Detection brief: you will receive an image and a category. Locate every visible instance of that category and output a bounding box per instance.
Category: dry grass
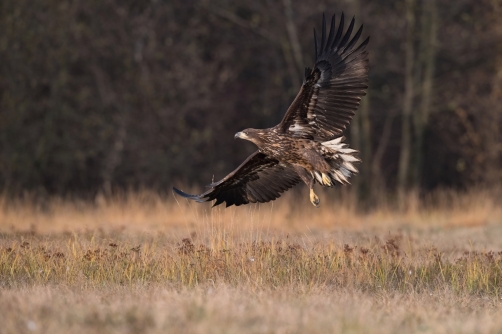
[2,285,502,334]
[1,189,502,333]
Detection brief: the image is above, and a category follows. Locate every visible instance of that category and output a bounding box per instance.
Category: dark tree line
[0,0,500,201]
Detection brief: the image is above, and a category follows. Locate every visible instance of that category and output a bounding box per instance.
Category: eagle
[174,13,369,207]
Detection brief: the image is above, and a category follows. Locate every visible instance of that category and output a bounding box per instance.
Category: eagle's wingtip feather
[172,187,204,202]
[172,186,189,197]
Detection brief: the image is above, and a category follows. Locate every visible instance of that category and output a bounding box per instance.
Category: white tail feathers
[342,155,360,162]
[314,171,323,184]
[343,161,358,173]
[332,170,349,183]
[315,136,360,186]
[321,136,345,149]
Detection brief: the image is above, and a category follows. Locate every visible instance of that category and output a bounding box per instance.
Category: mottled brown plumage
[174,13,369,207]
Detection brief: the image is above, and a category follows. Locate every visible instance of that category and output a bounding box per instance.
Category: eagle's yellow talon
[321,173,331,186]
[310,189,320,207]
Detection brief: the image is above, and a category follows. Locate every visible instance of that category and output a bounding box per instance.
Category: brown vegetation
[1,191,502,332]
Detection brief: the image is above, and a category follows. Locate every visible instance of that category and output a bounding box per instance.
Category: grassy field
[1,189,502,333]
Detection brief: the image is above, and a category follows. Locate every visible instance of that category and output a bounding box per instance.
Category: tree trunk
[352,95,372,204]
[412,0,437,189]
[371,109,396,197]
[488,0,502,183]
[348,0,372,205]
[282,0,304,75]
[350,103,362,201]
[102,111,128,196]
[397,0,416,204]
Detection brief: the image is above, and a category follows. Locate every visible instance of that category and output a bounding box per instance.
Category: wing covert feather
[173,152,300,207]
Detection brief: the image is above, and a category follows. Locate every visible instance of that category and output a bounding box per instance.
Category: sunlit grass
[1,189,502,333]
[1,229,501,296]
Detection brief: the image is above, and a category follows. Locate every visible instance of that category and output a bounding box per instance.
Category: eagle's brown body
[244,129,332,173]
[174,13,369,207]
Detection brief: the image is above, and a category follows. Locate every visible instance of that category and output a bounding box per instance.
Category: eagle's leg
[310,189,320,207]
[293,165,320,208]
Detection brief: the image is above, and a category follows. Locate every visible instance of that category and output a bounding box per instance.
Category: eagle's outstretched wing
[173,151,300,207]
[276,13,369,140]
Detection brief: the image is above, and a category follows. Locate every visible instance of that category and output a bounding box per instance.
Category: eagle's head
[234,128,266,147]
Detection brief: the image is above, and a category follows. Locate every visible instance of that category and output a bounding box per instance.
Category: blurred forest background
[0,0,501,204]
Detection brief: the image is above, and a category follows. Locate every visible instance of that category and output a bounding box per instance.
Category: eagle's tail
[315,136,360,186]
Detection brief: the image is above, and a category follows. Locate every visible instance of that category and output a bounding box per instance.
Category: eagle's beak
[234,132,247,139]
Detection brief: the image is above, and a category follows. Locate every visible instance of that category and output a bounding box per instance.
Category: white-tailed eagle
[174,13,369,207]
